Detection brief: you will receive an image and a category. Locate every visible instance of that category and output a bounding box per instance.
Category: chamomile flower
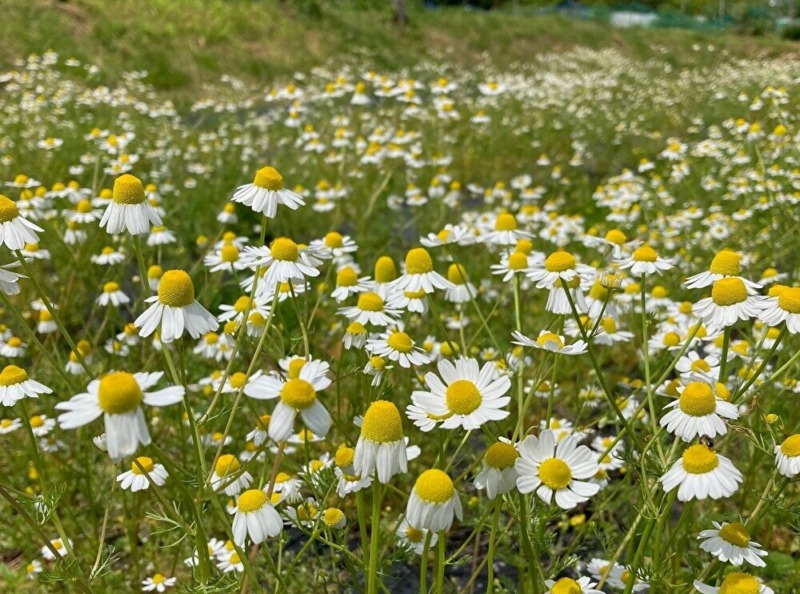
[339,291,400,327]
[693,278,760,328]
[659,381,739,441]
[698,521,768,567]
[232,166,304,218]
[96,281,130,307]
[334,445,372,496]
[29,414,55,437]
[474,440,519,499]
[444,263,477,304]
[411,358,511,430]
[584,228,640,259]
[527,250,594,289]
[0,194,43,250]
[396,519,438,554]
[757,286,800,334]
[1,336,27,358]
[0,263,23,295]
[56,371,184,461]
[512,330,588,356]
[406,468,462,533]
[544,576,604,594]
[685,249,761,291]
[141,573,176,592]
[353,400,407,483]
[0,365,52,406]
[231,488,283,546]
[660,443,742,501]
[614,245,674,276]
[211,454,253,495]
[41,538,72,560]
[693,572,773,594]
[516,430,600,509]
[390,247,454,294]
[366,329,431,368]
[343,322,367,349]
[100,174,162,235]
[117,456,168,492]
[491,249,533,281]
[134,270,218,342]
[245,237,320,287]
[774,433,800,477]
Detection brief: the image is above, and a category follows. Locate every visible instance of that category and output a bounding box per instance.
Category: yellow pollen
[544,251,576,273]
[484,442,519,469]
[0,365,28,386]
[336,267,358,287]
[718,573,760,594]
[103,281,120,293]
[405,248,434,275]
[112,174,146,205]
[131,456,154,475]
[0,195,20,223]
[280,378,316,409]
[287,358,306,380]
[229,373,247,389]
[495,213,517,231]
[605,229,627,245]
[712,278,748,306]
[439,341,458,357]
[237,489,267,513]
[446,380,482,415]
[323,508,345,527]
[652,286,668,299]
[661,332,680,347]
[374,256,397,283]
[709,250,741,276]
[447,263,468,285]
[361,400,404,443]
[692,358,713,372]
[780,434,800,457]
[270,237,298,262]
[551,577,582,594]
[253,166,283,191]
[539,458,572,490]
[719,522,751,548]
[369,356,386,371]
[357,292,384,312]
[778,287,800,313]
[324,231,343,248]
[387,332,414,353]
[97,372,143,414]
[30,415,44,428]
[234,296,251,313]
[682,444,719,474]
[347,322,366,335]
[215,454,240,476]
[7,337,22,348]
[76,199,92,214]
[679,382,716,416]
[229,552,241,565]
[437,229,451,242]
[516,239,533,254]
[335,445,355,467]
[632,245,658,262]
[148,265,163,279]
[157,270,195,307]
[220,244,240,263]
[414,469,455,503]
[536,332,564,349]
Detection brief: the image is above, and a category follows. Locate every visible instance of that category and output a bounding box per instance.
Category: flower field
[0,41,799,593]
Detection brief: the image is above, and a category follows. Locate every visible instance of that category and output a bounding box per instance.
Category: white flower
[693,278,761,328]
[211,454,253,495]
[775,434,800,478]
[117,456,168,492]
[757,286,800,334]
[698,521,767,567]
[527,250,595,289]
[141,573,177,592]
[0,194,43,250]
[100,175,162,235]
[353,400,407,483]
[366,329,430,368]
[406,469,462,533]
[396,518,438,554]
[338,291,400,327]
[659,381,739,442]
[0,365,52,406]
[96,281,130,307]
[473,440,519,499]
[614,245,673,276]
[232,488,283,546]
[232,166,304,218]
[544,576,604,594]
[243,237,320,288]
[660,443,742,501]
[389,247,454,294]
[512,330,587,356]
[694,572,773,594]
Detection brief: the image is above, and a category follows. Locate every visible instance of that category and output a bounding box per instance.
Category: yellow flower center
[112,174,145,205]
[682,444,719,474]
[335,445,355,467]
[632,245,657,262]
[605,229,627,245]
[538,458,572,490]
[336,267,358,287]
[280,378,316,409]
[544,251,576,273]
[719,522,751,547]
[663,332,681,347]
[709,250,741,276]
[229,553,241,565]
[158,270,195,307]
[718,573,760,594]
[495,213,517,231]
[405,248,434,275]
[778,287,800,314]
[98,372,143,414]
[75,199,93,214]
[361,400,404,443]
[484,442,519,470]
[270,237,298,262]
[445,380,482,415]
[652,285,668,299]
[7,337,22,348]
[387,332,414,353]
[131,456,154,475]
[229,372,247,389]
[253,166,283,191]
[374,256,397,283]
[151,574,165,584]
[233,296,251,313]
[357,292,384,312]
[30,415,44,428]
[507,251,528,270]
[551,577,582,594]
[414,469,455,503]
[324,231,343,248]
[691,359,711,373]
[215,454,240,476]
[406,526,425,543]
[237,489,267,513]
[347,322,366,335]
[0,365,28,386]
[148,265,163,280]
[447,263,468,285]
[780,434,800,457]
[103,281,120,294]
[323,508,344,527]
[286,358,305,380]
[536,333,564,349]
[679,382,716,416]
[601,317,617,334]
[0,195,20,223]
[221,244,240,263]
[711,278,748,306]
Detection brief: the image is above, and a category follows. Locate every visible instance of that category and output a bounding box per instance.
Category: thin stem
[486,498,502,594]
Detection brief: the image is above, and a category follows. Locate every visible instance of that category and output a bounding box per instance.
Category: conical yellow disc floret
[336,267,358,287]
[374,256,397,283]
[445,380,482,414]
[131,456,154,475]
[98,371,143,414]
[551,578,582,594]
[709,250,741,276]
[361,400,404,443]
[280,378,316,409]
[324,231,343,248]
[778,287,800,313]
[253,166,283,191]
[711,278,748,306]
[221,244,240,262]
[632,245,657,262]
[335,445,355,467]
[357,292,384,312]
[158,270,195,307]
[484,442,519,470]
[718,573,759,594]
[414,469,454,503]
[494,213,517,231]
[539,458,572,489]
[719,522,751,547]
[215,454,240,476]
[605,229,627,245]
[0,365,28,386]
[323,508,345,528]
[682,444,719,474]
[103,281,120,293]
[447,263,468,285]
[387,331,413,353]
[0,195,20,223]
[679,382,716,416]
[237,489,268,513]
[545,251,576,272]
[287,358,306,380]
[405,248,433,275]
[270,237,298,262]
[112,174,146,205]
[780,434,800,457]
[508,251,529,270]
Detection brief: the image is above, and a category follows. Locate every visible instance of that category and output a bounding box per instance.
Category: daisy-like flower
[491,249,533,281]
[117,456,168,492]
[659,381,739,442]
[482,212,529,246]
[322,507,347,530]
[339,291,400,327]
[544,576,604,594]
[366,329,431,368]
[334,445,373,496]
[217,551,244,574]
[100,174,162,235]
[698,521,768,567]
[232,166,304,218]
[527,250,594,289]
[0,365,52,406]
[1,336,27,358]
[757,285,800,334]
[55,371,184,461]
[243,359,332,443]
[232,488,283,546]
[685,249,761,291]
[343,322,367,349]
[396,518,438,555]
[25,559,42,580]
[474,440,519,499]
[512,330,587,356]
[694,572,773,594]
[614,245,674,276]
[775,433,800,477]
[0,263,24,295]
[584,228,640,259]
[41,538,72,560]
[411,358,511,430]
[406,468,462,533]
[135,270,218,343]
[444,263,477,304]
[96,281,130,307]
[353,400,407,483]
[0,417,21,434]
[29,414,55,437]
[330,266,370,302]
[660,443,742,501]
[141,573,177,592]
[211,454,253,495]
[693,278,761,328]
[390,247,454,294]
[0,194,43,250]
[245,237,320,287]
[204,242,248,273]
[515,430,600,509]
[91,246,126,266]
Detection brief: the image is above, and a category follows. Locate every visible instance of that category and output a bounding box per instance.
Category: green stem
[486,498,502,594]
[435,531,446,594]
[367,483,384,594]
[420,531,432,594]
